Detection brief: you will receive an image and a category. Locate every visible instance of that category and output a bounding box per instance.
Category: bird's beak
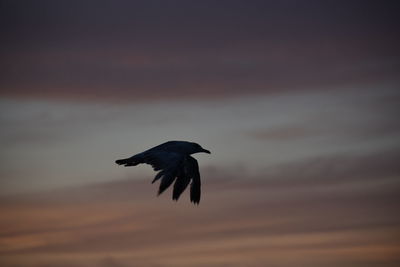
[201,148,211,154]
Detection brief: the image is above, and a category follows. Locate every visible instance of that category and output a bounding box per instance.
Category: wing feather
[184,157,201,204]
[116,147,202,204]
[142,152,182,171]
[172,169,191,201]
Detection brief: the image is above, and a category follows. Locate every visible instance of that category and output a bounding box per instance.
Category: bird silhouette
[115,141,211,204]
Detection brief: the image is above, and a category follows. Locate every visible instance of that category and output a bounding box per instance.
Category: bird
[115,141,211,204]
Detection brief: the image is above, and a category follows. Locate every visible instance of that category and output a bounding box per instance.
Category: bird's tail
[115,155,143,167]
[115,158,130,165]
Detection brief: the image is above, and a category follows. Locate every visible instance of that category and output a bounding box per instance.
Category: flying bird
[115,141,211,204]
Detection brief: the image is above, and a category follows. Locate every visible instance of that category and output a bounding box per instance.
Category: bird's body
[115,141,210,204]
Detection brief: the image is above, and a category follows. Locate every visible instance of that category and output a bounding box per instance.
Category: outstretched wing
[173,156,201,204]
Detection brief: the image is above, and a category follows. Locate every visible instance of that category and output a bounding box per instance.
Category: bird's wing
[172,156,201,204]
[141,151,183,172]
[188,156,201,204]
[139,151,184,196]
[115,145,183,169]
[116,149,201,204]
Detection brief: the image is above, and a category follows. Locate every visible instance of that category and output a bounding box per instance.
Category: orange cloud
[1,152,399,266]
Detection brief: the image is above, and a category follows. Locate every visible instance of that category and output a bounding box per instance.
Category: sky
[1,1,400,266]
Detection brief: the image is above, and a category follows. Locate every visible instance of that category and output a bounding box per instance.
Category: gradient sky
[1,1,400,266]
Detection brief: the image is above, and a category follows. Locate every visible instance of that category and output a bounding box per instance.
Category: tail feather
[115,155,143,167]
[115,158,129,165]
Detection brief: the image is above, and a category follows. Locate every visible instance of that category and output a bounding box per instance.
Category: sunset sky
[1,1,400,266]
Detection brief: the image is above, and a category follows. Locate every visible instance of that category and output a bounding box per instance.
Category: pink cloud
[1,150,399,266]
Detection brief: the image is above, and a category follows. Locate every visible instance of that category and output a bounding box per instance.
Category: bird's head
[189,142,211,155]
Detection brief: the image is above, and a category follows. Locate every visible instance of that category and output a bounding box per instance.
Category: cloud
[246,90,400,143]
[247,125,316,141]
[1,1,399,102]
[1,149,399,266]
